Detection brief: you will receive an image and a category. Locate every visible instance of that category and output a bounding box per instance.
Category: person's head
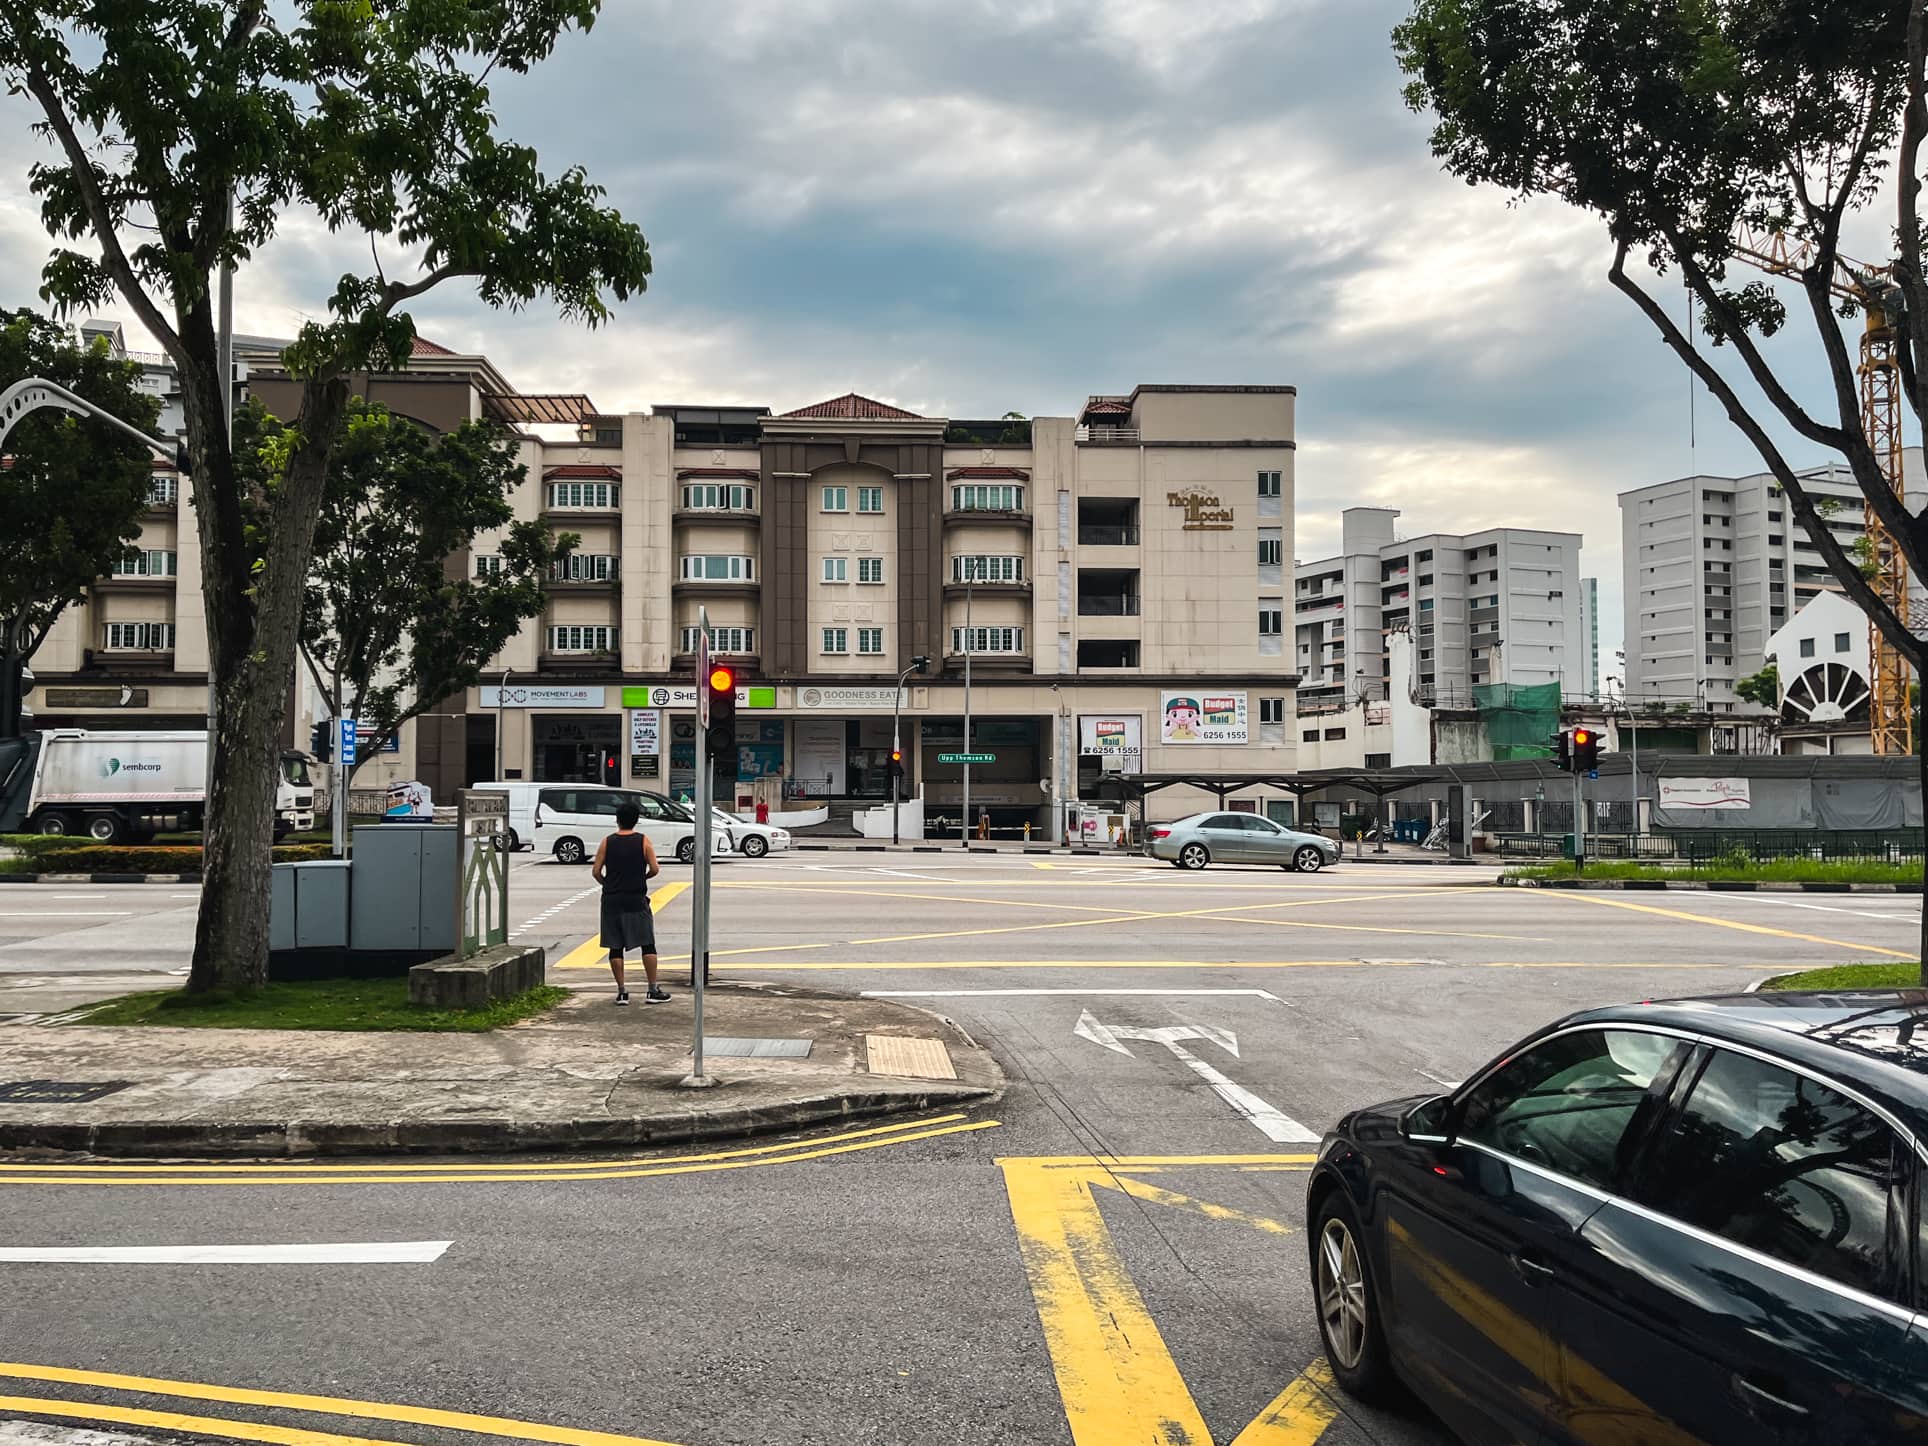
[615,802,640,831]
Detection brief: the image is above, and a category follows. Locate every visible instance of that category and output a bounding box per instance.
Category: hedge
[6,842,331,874]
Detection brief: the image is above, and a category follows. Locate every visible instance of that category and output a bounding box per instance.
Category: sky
[0,0,1884,676]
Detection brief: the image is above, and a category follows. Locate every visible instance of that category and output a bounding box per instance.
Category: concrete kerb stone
[0,873,201,884]
[1501,878,1922,894]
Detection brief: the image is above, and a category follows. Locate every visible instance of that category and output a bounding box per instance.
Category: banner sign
[481,685,606,709]
[795,685,901,711]
[1159,690,1248,746]
[1658,777,1752,811]
[629,709,661,758]
[1079,716,1143,772]
[620,684,776,709]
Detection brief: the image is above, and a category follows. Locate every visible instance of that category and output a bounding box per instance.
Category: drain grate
[699,1037,813,1059]
[865,1035,957,1081]
[0,1079,131,1103]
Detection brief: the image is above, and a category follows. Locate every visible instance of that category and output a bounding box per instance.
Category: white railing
[1075,426,1141,443]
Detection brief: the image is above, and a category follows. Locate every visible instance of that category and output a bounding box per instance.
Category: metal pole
[1573,769,1587,876]
[1626,693,1641,838]
[962,560,973,850]
[688,607,712,1084]
[496,669,509,782]
[892,671,904,848]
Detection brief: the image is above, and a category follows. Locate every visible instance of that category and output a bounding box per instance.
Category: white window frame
[146,476,178,506]
[821,486,849,512]
[1257,470,1282,498]
[474,554,502,578]
[551,554,617,582]
[951,483,1023,512]
[112,549,177,578]
[103,621,176,651]
[1257,538,1283,567]
[951,626,1025,654]
[680,482,754,512]
[1260,697,1285,724]
[857,485,884,513]
[547,625,616,653]
[679,555,757,582]
[857,557,885,584]
[821,627,849,654]
[857,627,885,655]
[1258,607,1283,636]
[546,480,618,510]
[952,554,1024,583]
[822,556,848,583]
[681,626,755,654]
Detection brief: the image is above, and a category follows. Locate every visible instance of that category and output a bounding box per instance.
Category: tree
[1736,664,1781,712]
[1394,0,1928,974]
[1,3,650,994]
[263,398,575,791]
[0,310,162,737]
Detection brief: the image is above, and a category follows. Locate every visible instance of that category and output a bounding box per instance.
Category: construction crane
[1727,228,1913,754]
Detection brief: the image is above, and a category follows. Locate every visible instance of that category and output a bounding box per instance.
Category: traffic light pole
[1573,769,1587,876]
[685,610,714,1088]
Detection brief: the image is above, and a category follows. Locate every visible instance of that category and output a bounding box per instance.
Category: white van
[527,784,733,865]
[468,781,543,851]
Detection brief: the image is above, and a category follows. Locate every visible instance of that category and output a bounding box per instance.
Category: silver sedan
[1144,811,1341,872]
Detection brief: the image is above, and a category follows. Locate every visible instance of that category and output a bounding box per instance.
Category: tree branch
[1609,245,1920,665]
[1898,0,1928,432]
[380,263,472,312]
[18,63,185,364]
[298,640,338,720]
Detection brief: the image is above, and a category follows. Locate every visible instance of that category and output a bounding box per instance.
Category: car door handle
[1734,1374,1809,1418]
[1510,1251,1556,1286]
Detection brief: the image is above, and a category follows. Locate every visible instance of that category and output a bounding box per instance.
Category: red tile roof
[411,335,457,357]
[778,392,925,421]
[543,464,622,480]
[1080,397,1132,419]
[945,466,1030,481]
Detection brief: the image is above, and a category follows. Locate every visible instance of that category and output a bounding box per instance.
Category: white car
[529,785,732,865]
[717,808,790,858]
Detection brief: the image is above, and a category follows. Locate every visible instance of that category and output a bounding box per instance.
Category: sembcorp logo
[99,758,163,776]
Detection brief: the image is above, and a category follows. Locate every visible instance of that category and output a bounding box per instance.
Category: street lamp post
[495,668,511,783]
[891,655,930,846]
[1607,674,1641,836]
[962,559,974,849]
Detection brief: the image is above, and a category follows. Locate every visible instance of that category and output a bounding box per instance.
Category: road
[0,850,1919,1446]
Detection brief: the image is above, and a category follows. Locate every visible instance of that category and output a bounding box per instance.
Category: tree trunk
[1919,741,1926,987]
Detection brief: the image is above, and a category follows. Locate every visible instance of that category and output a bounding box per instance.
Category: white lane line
[0,912,133,918]
[865,987,1286,1001]
[169,892,201,899]
[509,882,600,939]
[51,894,110,900]
[1718,895,1917,922]
[0,1241,453,1264]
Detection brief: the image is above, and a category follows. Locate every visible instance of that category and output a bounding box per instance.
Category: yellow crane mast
[1729,230,1913,754]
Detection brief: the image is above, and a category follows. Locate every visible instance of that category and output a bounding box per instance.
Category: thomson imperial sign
[1167,486,1235,531]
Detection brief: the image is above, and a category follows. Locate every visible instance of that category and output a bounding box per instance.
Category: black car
[1307,991,1928,1444]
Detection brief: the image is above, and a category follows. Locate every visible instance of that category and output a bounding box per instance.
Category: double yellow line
[0,1112,998,1187]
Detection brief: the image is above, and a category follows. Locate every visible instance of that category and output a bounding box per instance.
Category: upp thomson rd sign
[1167,487,1235,531]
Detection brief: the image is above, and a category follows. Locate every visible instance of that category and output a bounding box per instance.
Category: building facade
[1293,507,1583,710]
[1618,463,1867,711]
[29,357,1303,829]
[1578,576,1600,700]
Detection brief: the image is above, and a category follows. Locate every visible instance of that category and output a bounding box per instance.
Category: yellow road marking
[0,1118,999,1186]
[0,1113,969,1174]
[649,881,691,914]
[1000,1154,1330,1444]
[1548,891,1915,959]
[1032,861,1056,869]
[709,958,1746,971]
[1228,1360,1341,1446]
[721,880,1150,918]
[0,1363,685,1446]
[0,1397,424,1446]
[552,883,691,970]
[1101,1176,1295,1235]
[1208,913,1545,943]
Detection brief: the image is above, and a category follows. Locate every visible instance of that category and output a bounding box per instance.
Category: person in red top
[591,801,669,1005]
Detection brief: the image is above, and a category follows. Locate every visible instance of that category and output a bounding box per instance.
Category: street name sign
[938,752,996,765]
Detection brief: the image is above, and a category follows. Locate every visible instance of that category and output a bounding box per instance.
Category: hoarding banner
[1658,777,1752,811]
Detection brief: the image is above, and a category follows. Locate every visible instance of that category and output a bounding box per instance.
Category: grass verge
[75,978,569,1032]
[1762,963,1925,991]
[1505,858,1922,885]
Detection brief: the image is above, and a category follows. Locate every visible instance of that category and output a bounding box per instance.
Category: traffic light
[601,749,620,785]
[1572,727,1601,773]
[887,748,904,781]
[706,664,737,774]
[311,720,333,763]
[1552,730,1571,772]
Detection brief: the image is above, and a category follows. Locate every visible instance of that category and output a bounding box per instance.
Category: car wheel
[554,836,586,865]
[1178,842,1210,871]
[87,813,127,844]
[676,837,696,864]
[1293,845,1324,873]
[34,812,71,837]
[505,827,521,852]
[742,835,768,858]
[1312,1192,1393,1400]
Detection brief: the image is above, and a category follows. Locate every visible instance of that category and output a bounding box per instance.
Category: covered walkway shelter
[1086,768,1441,851]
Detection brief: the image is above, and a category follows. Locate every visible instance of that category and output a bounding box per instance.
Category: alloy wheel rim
[1317,1217,1368,1370]
[1182,845,1205,868]
[1297,847,1320,871]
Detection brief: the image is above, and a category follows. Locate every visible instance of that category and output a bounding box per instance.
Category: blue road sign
[339,718,358,766]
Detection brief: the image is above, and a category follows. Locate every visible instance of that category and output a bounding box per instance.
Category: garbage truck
[0,729,315,843]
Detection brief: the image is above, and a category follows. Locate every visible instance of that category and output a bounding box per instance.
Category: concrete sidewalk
[0,984,999,1158]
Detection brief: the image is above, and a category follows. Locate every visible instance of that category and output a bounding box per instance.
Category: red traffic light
[1572,729,1591,746]
[708,665,735,692]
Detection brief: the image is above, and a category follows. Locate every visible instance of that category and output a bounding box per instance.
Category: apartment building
[1293,507,1583,710]
[29,351,1302,826]
[1618,462,1867,710]
[1578,577,1601,700]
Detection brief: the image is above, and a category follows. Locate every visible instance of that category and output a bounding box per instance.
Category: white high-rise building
[1619,463,1866,711]
[1294,507,1583,709]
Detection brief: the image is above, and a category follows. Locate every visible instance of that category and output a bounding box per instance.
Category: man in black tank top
[592,801,668,1004]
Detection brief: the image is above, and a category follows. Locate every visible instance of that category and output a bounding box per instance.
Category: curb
[0,873,200,884]
[1499,878,1922,894]
[0,1084,997,1159]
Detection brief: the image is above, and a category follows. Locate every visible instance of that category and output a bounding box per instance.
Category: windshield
[280,755,312,787]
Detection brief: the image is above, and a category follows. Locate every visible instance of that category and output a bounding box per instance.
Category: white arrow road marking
[0,1241,453,1264]
[1072,1009,1319,1143]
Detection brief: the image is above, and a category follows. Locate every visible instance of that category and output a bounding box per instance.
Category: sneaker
[644,986,671,1004]
[614,990,630,1006]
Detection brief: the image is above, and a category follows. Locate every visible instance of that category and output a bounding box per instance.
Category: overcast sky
[0,0,1878,674]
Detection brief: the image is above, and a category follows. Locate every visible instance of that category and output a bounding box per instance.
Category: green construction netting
[1474,681,1562,762]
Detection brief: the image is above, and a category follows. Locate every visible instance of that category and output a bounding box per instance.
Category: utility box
[268,859,351,976]
[349,825,456,956]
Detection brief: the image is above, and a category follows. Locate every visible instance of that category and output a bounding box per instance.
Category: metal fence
[1497,829,1925,864]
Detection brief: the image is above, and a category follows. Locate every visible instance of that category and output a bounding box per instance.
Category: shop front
[533,713,621,783]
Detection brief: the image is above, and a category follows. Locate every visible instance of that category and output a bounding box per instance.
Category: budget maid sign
[1160,690,1248,746]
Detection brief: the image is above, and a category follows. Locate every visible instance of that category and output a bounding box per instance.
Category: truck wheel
[33,812,71,837]
[86,814,127,845]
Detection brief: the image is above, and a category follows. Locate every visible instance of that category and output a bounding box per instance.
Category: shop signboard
[1079,715,1143,773]
[621,684,776,710]
[629,709,661,758]
[481,685,606,709]
[795,685,901,711]
[1159,690,1248,746]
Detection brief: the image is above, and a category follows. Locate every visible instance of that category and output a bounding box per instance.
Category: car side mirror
[1400,1094,1454,1142]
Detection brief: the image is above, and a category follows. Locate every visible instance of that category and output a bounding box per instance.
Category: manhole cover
[0,1079,132,1103]
[699,1037,813,1059]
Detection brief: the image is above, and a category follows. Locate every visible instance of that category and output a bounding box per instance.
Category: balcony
[1074,425,1141,444]
[943,576,1030,598]
[671,576,760,596]
[1078,567,1141,619]
[943,506,1031,528]
[1077,595,1142,617]
[673,506,760,526]
[1077,639,1140,669]
[1077,525,1140,546]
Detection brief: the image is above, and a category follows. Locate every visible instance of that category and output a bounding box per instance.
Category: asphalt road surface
[1,849,1920,1445]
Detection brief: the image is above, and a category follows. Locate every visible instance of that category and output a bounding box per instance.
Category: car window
[1205,815,1243,830]
[539,788,575,814]
[1458,1028,1686,1191]
[1245,817,1283,833]
[633,794,674,821]
[1637,1048,1906,1301]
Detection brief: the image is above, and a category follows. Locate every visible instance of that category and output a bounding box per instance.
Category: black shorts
[600,894,656,954]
